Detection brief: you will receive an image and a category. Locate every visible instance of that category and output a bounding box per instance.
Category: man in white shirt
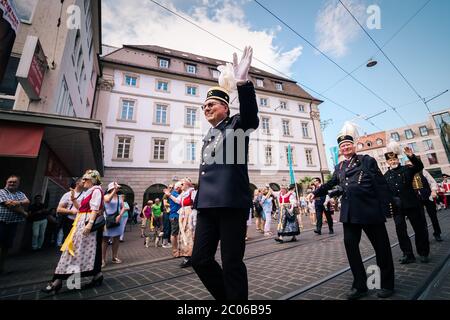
[57,178,85,243]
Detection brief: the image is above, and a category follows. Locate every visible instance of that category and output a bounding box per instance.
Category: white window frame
[211,69,220,79]
[275,82,283,91]
[154,103,169,125]
[279,101,288,110]
[298,104,305,112]
[186,141,197,162]
[391,132,400,142]
[185,107,198,127]
[159,58,170,69]
[419,126,429,137]
[405,129,414,140]
[265,145,273,165]
[423,139,434,151]
[113,135,134,161]
[260,97,268,107]
[305,148,314,166]
[282,119,291,136]
[186,85,198,96]
[118,98,137,122]
[156,79,170,93]
[123,73,139,88]
[186,64,197,74]
[301,122,310,138]
[256,78,264,88]
[262,117,271,135]
[151,138,168,162]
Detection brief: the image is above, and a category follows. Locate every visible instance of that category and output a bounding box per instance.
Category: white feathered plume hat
[337,121,360,146]
[205,63,236,107]
[385,139,401,160]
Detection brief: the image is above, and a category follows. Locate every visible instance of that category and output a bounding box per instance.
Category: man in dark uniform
[384,144,430,264]
[312,177,333,235]
[307,122,395,300]
[191,46,259,300]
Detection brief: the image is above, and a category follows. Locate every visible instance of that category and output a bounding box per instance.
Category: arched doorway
[119,184,135,209]
[143,184,167,207]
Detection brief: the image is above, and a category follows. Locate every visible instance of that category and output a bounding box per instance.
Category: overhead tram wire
[338,0,432,114]
[320,0,433,95]
[148,0,383,131]
[253,0,409,126]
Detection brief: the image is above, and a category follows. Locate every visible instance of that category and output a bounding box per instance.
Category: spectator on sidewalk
[57,179,85,243]
[132,203,139,224]
[140,200,153,238]
[260,186,274,236]
[0,175,30,273]
[28,195,50,251]
[152,198,163,246]
[168,182,182,257]
[162,188,172,248]
[119,194,129,242]
[102,182,126,267]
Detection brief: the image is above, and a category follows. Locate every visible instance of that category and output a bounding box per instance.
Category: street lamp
[366,59,378,68]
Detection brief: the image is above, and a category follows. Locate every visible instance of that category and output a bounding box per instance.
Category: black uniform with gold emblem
[191,81,259,300]
[313,127,395,298]
[384,153,430,263]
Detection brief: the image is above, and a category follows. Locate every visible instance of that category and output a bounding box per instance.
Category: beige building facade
[95,45,330,206]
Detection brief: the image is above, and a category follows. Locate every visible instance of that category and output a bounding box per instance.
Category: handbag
[106,198,121,229]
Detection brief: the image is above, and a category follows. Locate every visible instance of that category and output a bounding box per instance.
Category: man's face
[6,177,19,191]
[339,142,355,158]
[313,179,320,187]
[387,158,400,169]
[203,99,228,126]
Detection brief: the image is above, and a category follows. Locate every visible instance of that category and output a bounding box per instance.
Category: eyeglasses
[201,101,224,111]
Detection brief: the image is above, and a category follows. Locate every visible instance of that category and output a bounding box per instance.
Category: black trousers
[343,223,395,291]
[421,199,441,236]
[394,206,430,257]
[61,216,75,241]
[315,205,333,232]
[191,208,248,300]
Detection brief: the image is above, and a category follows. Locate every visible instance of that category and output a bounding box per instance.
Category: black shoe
[399,255,416,264]
[377,288,394,298]
[346,288,368,300]
[329,229,334,234]
[180,258,192,268]
[41,281,62,294]
[314,230,321,235]
[275,238,284,243]
[82,274,104,289]
[289,237,297,242]
[419,255,430,263]
[434,235,443,242]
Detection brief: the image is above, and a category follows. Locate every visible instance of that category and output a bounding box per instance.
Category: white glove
[233,46,253,85]
[218,63,236,92]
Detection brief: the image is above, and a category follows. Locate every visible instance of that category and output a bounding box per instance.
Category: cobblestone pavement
[0,209,448,300]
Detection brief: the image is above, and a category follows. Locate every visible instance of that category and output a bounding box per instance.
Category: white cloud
[102,0,302,76]
[315,0,365,58]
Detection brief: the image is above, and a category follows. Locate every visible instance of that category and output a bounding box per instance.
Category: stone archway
[119,184,135,209]
[143,183,167,207]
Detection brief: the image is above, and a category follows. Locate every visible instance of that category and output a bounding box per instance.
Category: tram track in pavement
[0,223,339,300]
[0,221,323,294]
[280,211,450,300]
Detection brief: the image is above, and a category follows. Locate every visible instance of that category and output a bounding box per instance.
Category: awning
[0,122,44,157]
[0,109,104,175]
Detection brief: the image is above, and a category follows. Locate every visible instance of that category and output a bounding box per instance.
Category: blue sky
[102,0,450,169]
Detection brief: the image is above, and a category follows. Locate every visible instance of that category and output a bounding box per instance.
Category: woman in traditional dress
[274,184,300,243]
[164,177,195,268]
[42,170,104,293]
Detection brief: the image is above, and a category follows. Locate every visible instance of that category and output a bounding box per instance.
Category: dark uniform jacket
[194,82,259,209]
[384,155,424,210]
[313,154,392,224]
